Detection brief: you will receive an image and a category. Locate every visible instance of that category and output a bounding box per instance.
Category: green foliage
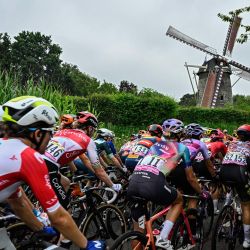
[233,94,250,111]
[218,6,250,44]
[72,93,178,127]
[177,107,250,131]
[179,93,197,106]
[119,80,138,94]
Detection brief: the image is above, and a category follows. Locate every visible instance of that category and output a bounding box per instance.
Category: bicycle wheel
[170,210,202,250]
[109,231,148,250]
[211,205,236,250]
[199,196,214,240]
[79,204,127,246]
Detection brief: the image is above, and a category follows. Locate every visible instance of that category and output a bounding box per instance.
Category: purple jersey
[181,138,210,161]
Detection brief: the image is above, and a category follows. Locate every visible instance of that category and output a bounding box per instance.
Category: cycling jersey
[107,141,117,155]
[194,140,227,163]
[44,129,100,167]
[133,139,191,177]
[95,138,113,157]
[0,139,60,213]
[222,141,250,166]
[119,140,138,164]
[181,138,210,161]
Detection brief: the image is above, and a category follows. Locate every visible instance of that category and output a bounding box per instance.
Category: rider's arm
[87,139,114,187]
[78,153,95,173]
[7,190,44,231]
[20,149,88,248]
[67,161,77,173]
[185,167,202,194]
[182,145,202,194]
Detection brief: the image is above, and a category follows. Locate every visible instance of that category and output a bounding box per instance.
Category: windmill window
[220,95,224,100]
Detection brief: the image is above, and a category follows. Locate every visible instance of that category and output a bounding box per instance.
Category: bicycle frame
[136,205,195,250]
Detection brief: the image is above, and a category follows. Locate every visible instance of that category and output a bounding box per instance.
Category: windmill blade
[231,66,250,81]
[229,60,250,73]
[222,15,242,56]
[200,71,217,107]
[166,26,218,56]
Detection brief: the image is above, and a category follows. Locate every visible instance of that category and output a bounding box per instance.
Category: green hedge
[73,93,178,127]
[177,107,250,127]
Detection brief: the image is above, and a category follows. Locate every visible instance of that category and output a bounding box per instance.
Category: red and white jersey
[0,139,60,213]
[44,129,100,166]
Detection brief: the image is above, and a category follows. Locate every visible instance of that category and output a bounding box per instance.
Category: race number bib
[223,152,247,165]
[133,145,149,156]
[46,140,65,162]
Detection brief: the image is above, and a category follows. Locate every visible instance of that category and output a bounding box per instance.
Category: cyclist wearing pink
[220,125,250,249]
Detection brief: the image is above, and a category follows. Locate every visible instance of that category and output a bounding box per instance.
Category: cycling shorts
[127,171,177,221]
[220,164,250,203]
[44,159,69,209]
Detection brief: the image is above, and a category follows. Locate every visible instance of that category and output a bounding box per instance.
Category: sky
[1,0,250,100]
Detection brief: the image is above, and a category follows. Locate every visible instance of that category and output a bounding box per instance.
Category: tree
[0,33,12,71]
[139,87,165,98]
[97,80,118,94]
[119,80,138,94]
[218,6,250,44]
[179,93,196,106]
[11,31,63,84]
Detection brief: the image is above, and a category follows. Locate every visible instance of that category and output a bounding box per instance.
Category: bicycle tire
[109,231,148,250]
[211,205,235,250]
[200,196,214,240]
[79,204,127,245]
[171,209,202,250]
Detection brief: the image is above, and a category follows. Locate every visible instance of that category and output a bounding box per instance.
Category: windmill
[166,15,250,108]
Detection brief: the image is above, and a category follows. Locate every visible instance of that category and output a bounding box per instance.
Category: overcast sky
[1,0,250,100]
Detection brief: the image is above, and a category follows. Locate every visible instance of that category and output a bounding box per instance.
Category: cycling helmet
[2,96,58,127]
[237,124,250,141]
[60,114,75,125]
[162,118,184,134]
[96,128,114,138]
[185,123,204,137]
[76,111,98,128]
[210,129,224,140]
[147,124,163,137]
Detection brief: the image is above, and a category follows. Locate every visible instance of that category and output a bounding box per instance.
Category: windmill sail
[200,71,217,107]
[231,66,250,81]
[166,26,218,56]
[223,15,242,57]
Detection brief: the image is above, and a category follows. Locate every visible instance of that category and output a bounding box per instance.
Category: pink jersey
[44,129,100,166]
[0,139,60,213]
[222,140,250,166]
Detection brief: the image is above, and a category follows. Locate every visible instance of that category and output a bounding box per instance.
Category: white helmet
[2,96,59,127]
[97,128,114,138]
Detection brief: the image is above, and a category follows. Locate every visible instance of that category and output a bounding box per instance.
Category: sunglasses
[29,127,55,136]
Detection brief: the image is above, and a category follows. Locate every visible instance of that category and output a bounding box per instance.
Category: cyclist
[119,134,139,164]
[58,114,75,130]
[182,123,216,178]
[94,128,125,172]
[219,124,250,249]
[125,124,162,173]
[44,111,122,210]
[0,96,104,250]
[162,119,209,239]
[127,120,206,249]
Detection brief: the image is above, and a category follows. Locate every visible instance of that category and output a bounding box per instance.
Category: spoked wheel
[211,205,236,250]
[109,231,148,250]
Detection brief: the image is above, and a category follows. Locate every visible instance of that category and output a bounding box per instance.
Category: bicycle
[211,184,244,250]
[109,194,207,250]
[73,186,127,247]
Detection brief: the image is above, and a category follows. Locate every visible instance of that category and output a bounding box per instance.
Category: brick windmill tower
[166,15,250,108]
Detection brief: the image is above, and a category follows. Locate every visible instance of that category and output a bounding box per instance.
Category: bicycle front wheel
[110,231,148,250]
[80,204,127,245]
[211,205,235,250]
